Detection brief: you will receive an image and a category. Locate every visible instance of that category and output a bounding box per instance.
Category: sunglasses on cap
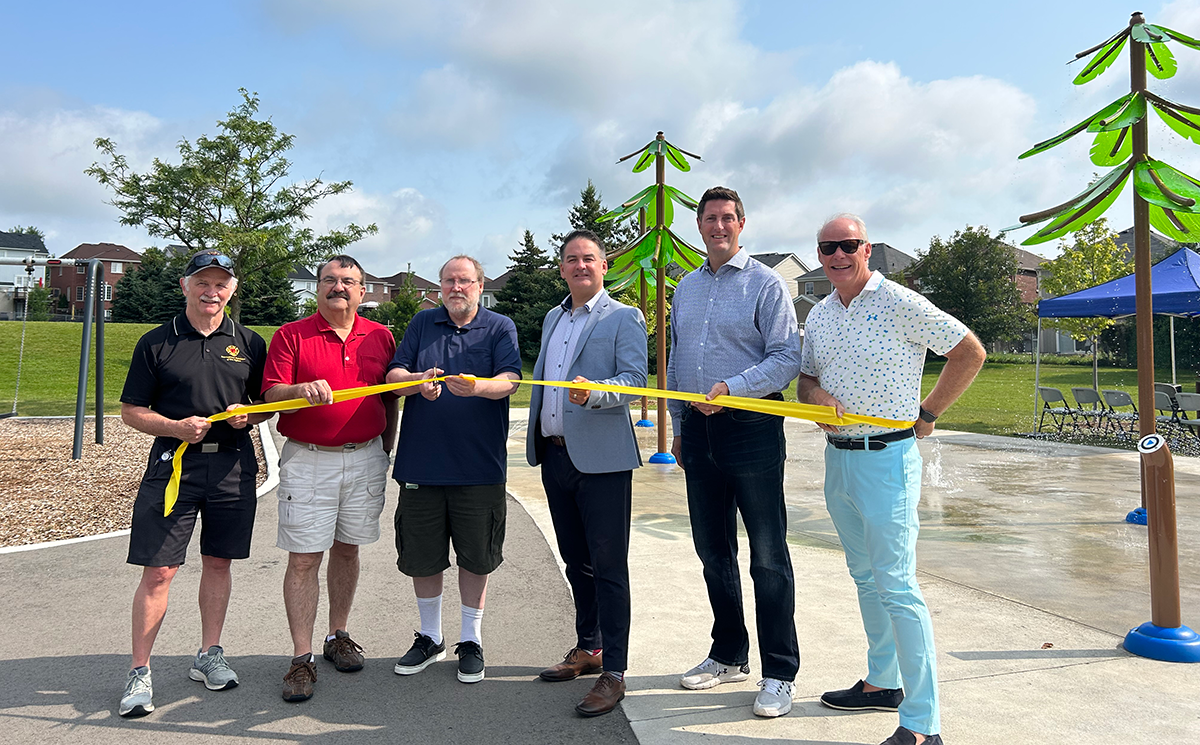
[817,239,866,256]
[184,251,236,276]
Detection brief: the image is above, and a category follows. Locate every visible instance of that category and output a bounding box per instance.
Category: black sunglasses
[188,252,234,270]
[818,239,866,256]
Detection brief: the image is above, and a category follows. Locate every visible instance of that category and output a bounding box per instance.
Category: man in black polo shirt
[116,250,270,718]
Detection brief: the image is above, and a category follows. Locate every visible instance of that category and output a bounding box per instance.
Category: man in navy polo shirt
[117,250,269,718]
[385,254,520,685]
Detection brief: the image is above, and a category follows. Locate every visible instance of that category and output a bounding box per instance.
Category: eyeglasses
[818,239,866,256]
[440,277,479,288]
[319,276,362,287]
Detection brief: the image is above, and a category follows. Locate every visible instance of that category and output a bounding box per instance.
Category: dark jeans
[540,440,633,673]
[679,407,799,682]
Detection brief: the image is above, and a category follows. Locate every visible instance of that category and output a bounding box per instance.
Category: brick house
[361,272,395,310]
[48,243,142,318]
[380,270,441,311]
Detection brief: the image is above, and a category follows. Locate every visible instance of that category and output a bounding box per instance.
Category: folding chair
[1101,389,1139,437]
[1071,387,1108,433]
[1174,392,1200,441]
[1154,391,1186,445]
[1155,382,1181,412]
[1037,387,1077,434]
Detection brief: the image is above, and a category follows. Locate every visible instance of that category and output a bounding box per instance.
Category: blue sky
[3,0,1199,280]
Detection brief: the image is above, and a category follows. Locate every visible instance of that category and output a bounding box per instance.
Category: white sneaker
[753,678,794,717]
[679,657,751,690]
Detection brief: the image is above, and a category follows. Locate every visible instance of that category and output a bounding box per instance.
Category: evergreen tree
[915,226,1024,346]
[111,247,186,323]
[239,268,298,326]
[493,230,566,362]
[552,180,640,253]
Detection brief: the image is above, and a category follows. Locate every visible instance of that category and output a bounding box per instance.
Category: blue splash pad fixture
[648,452,676,464]
[635,420,654,427]
[1124,622,1200,662]
[1126,507,1148,525]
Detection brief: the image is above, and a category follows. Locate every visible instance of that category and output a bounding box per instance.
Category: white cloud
[305,186,457,279]
[0,105,172,254]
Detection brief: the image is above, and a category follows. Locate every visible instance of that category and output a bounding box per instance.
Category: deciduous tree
[1041,218,1131,388]
[87,89,376,322]
[915,226,1024,346]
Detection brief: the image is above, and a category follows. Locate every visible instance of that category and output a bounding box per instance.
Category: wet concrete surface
[515,412,1199,640]
[505,411,1200,744]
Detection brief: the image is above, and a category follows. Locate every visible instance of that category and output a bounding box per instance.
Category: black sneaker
[820,679,903,712]
[454,640,485,683]
[393,632,446,675]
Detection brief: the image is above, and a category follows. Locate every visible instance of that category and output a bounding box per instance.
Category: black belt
[826,428,915,451]
[546,435,567,448]
[157,436,247,454]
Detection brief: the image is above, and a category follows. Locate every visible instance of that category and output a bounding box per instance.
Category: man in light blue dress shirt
[666,186,803,718]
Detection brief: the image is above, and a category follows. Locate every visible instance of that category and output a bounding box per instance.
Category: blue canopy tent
[1035,247,1200,420]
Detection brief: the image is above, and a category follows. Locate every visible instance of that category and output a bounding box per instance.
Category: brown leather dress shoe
[575,671,625,717]
[539,648,603,682]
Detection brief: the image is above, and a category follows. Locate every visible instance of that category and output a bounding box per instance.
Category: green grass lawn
[0,321,532,415]
[920,360,1174,435]
[0,320,1172,434]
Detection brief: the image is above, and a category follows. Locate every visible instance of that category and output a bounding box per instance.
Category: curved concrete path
[0,420,637,744]
[2,413,1199,744]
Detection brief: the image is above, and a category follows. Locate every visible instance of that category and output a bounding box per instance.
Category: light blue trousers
[824,439,939,736]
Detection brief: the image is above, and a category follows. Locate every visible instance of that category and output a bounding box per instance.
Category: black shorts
[394,482,506,577]
[127,437,259,567]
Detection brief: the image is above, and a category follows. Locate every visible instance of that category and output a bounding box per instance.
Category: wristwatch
[918,406,938,423]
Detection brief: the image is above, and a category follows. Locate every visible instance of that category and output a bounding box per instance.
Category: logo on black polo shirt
[222,344,247,363]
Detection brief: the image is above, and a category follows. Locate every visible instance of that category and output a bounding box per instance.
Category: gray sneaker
[119,666,154,717]
[680,657,751,690]
[189,645,240,690]
[753,678,794,717]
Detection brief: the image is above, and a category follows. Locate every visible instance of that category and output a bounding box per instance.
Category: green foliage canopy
[915,226,1025,346]
[1040,219,1132,387]
[86,89,377,322]
[493,230,565,363]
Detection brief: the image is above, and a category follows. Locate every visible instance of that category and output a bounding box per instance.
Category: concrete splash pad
[505,415,1200,745]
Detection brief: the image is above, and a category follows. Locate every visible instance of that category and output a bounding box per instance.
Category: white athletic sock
[460,604,484,645]
[417,594,443,645]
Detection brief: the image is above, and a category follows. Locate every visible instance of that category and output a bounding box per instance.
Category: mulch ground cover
[0,417,267,548]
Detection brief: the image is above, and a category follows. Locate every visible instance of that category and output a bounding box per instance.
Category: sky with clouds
[3,0,1199,280]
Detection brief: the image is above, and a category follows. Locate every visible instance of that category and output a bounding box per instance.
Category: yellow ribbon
[162,377,913,516]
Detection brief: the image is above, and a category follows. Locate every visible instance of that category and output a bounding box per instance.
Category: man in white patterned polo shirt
[797,213,985,745]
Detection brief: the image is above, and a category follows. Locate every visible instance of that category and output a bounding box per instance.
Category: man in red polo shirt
[262,254,399,702]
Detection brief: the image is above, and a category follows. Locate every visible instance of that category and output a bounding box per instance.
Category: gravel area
[0,417,268,548]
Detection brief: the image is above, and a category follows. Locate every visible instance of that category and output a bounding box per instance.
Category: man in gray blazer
[527,229,648,717]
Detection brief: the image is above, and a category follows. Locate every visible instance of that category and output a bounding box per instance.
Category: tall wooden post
[1123,11,1194,662]
[1130,10,1181,629]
